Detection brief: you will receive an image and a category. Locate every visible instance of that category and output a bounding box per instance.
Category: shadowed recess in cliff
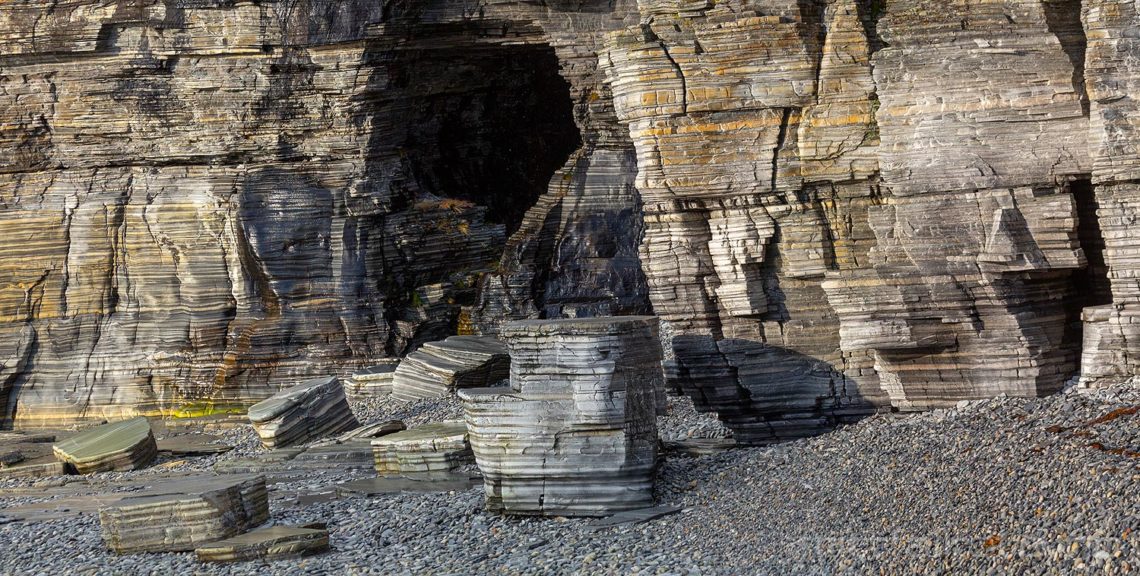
[360,22,582,237]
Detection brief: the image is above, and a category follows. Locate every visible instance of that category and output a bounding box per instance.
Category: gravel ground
[1,384,1136,575]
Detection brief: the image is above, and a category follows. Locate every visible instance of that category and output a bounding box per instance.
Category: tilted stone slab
[248,376,359,449]
[390,336,510,401]
[52,417,158,474]
[372,420,473,477]
[98,475,269,554]
[460,316,663,517]
[195,526,329,563]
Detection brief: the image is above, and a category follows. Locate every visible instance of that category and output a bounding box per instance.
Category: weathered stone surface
[98,474,269,554]
[371,420,473,478]
[3,0,1139,437]
[1077,1,1140,388]
[344,362,400,399]
[247,376,359,449]
[390,336,510,401]
[194,526,329,563]
[0,1,607,428]
[52,417,157,474]
[460,316,662,517]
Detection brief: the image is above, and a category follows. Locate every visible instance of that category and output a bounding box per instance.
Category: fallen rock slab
[372,420,473,477]
[390,336,510,400]
[248,376,359,449]
[195,526,329,563]
[52,417,158,474]
[98,475,269,554]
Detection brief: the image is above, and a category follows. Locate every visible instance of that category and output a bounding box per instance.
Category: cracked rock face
[0,0,1137,440]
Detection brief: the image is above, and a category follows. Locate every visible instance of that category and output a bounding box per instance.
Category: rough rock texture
[389,336,510,401]
[1077,1,1140,388]
[98,474,269,554]
[371,420,473,478]
[460,316,662,517]
[194,525,329,563]
[247,376,358,449]
[2,0,1139,440]
[0,0,598,428]
[52,416,158,473]
[344,361,399,399]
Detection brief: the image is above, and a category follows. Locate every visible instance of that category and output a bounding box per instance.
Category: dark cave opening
[1064,178,1113,374]
[389,34,582,236]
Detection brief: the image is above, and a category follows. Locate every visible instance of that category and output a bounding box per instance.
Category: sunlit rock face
[0,0,630,427]
[0,0,1135,439]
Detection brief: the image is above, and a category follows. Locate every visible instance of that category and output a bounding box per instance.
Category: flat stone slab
[52,417,158,474]
[98,474,269,554]
[336,474,479,497]
[663,438,738,456]
[195,526,329,563]
[586,505,684,529]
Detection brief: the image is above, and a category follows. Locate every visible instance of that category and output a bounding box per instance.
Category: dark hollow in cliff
[377,28,582,236]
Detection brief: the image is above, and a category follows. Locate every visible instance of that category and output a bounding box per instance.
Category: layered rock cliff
[1,0,1136,439]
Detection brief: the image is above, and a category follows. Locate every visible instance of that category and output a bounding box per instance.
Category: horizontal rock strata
[247,376,359,449]
[98,475,269,554]
[345,362,400,399]
[460,316,662,517]
[390,337,510,401]
[52,417,158,474]
[371,421,473,478]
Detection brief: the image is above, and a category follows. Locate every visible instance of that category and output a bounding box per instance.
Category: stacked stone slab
[390,336,510,401]
[52,417,158,474]
[460,316,662,517]
[98,475,269,554]
[247,376,359,449]
[371,421,473,478]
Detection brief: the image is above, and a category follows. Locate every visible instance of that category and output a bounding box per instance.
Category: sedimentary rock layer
[98,474,269,554]
[371,420,474,478]
[247,376,359,449]
[461,316,662,517]
[52,416,158,474]
[390,336,510,401]
[3,0,1139,438]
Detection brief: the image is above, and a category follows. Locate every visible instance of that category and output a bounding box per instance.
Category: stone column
[459,316,662,517]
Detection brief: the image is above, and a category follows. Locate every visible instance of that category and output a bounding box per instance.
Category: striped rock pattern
[247,376,359,449]
[98,475,269,554]
[3,0,1140,440]
[371,420,474,478]
[390,336,510,401]
[1076,1,1140,388]
[52,416,158,474]
[460,317,662,517]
